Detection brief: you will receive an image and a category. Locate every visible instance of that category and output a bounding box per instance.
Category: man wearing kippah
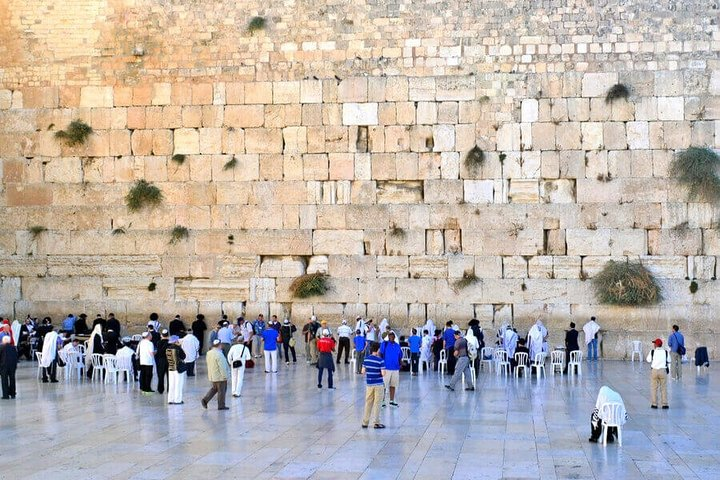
[202,339,231,410]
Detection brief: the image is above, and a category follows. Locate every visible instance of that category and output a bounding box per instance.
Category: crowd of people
[0,312,690,443]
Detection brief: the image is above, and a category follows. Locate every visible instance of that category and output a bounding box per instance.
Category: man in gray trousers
[445,330,475,392]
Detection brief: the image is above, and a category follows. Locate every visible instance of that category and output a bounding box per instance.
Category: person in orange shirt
[317,329,336,389]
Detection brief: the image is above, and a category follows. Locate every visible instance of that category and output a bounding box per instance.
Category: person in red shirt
[317,329,336,389]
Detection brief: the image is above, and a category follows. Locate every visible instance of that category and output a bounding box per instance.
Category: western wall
[1,0,719,358]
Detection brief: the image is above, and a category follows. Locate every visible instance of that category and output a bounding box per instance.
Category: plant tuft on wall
[126,180,163,212]
[452,270,479,291]
[171,154,186,165]
[54,120,93,147]
[29,225,47,240]
[247,16,266,33]
[593,260,662,306]
[388,223,406,238]
[169,226,189,244]
[289,273,329,299]
[669,147,720,203]
[464,145,485,171]
[689,280,699,294]
[223,156,238,171]
[147,282,157,292]
[111,227,126,235]
[605,84,630,103]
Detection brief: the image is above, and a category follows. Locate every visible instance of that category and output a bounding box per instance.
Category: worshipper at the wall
[527,320,547,360]
[365,319,377,342]
[355,316,367,337]
[147,324,160,348]
[74,314,90,335]
[432,329,444,371]
[92,314,107,331]
[361,342,385,429]
[17,318,35,360]
[379,318,389,337]
[588,386,627,443]
[261,323,281,373]
[106,313,121,337]
[62,337,80,357]
[137,332,155,394]
[280,318,297,365]
[336,320,353,364]
[191,314,207,355]
[0,336,18,399]
[445,329,475,392]
[227,337,251,397]
[443,321,457,375]
[583,316,601,360]
[502,325,519,358]
[564,322,580,373]
[147,313,162,333]
[40,329,59,383]
[408,328,421,375]
[168,315,186,337]
[116,338,137,381]
[218,321,233,358]
[104,328,121,355]
[61,314,76,334]
[201,339,231,410]
[420,329,433,371]
[380,331,402,406]
[252,314,266,358]
[181,331,200,377]
[512,338,530,374]
[10,320,20,348]
[468,319,484,351]
[354,329,367,374]
[424,318,436,341]
[156,329,170,395]
[85,324,104,379]
[165,336,186,405]
[465,327,480,372]
[317,329,336,389]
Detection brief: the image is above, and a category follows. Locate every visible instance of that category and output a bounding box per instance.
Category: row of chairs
[36,351,134,385]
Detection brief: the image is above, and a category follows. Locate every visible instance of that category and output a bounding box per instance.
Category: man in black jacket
[169,315,187,337]
[155,330,170,395]
[564,322,580,373]
[0,336,18,399]
[191,314,207,355]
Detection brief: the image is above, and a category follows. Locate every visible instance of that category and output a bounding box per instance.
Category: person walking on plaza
[361,342,386,429]
[668,325,685,381]
[380,331,402,406]
[408,328,421,375]
[336,320,352,364]
[317,329,336,389]
[0,336,18,399]
[262,324,281,373]
[354,330,366,374]
[445,330,474,391]
[165,336,187,405]
[227,337,251,397]
[583,317,601,361]
[202,340,231,410]
[646,338,669,409]
[137,331,155,394]
[280,319,297,365]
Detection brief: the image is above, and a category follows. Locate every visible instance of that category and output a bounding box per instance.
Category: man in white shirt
[227,337,252,397]
[137,332,155,394]
[366,319,377,342]
[646,338,669,409]
[116,338,137,381]
[336,320,353,364]
[181,333,200,377]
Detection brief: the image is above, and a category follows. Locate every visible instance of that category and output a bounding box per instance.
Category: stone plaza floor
[1,357,718,479]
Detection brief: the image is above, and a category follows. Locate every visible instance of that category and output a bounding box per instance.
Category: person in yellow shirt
[201,340,231,411]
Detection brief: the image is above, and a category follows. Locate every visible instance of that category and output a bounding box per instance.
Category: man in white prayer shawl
[502,326,518,358]
[420,328,433,368]
[583,317,601,360]
[424,319,436,338]
[588,385,627,443]
[11,321,21,347]
[527,320,547,360]
[40,330,59,382]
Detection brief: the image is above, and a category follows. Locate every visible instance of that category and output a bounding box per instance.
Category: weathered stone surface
[175,279,250,301]
[47,255,161,277]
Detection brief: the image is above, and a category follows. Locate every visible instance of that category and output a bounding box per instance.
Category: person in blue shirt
[362,342,386,429]
[62,314,76,334]
[252,314,266,358]
[668,324,685,381]
[353,330,367,375]
[380,331,402,407]
[261,326,280,373]
[408,328,422,376]
[442,321,457,375]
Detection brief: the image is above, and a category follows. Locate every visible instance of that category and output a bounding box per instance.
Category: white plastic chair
[600,402,624,446]
[631,340,642,362]
[531,352,546,378]
[115,354,134,384]
[401,346,410,363]
[66,351,84,380]
[514,352,529,377]
[569,350,583,376]
[462,361,477,388]
[349,349,357,372]
[103,354,119,384]
[36,352,44,380]
[131,334,142,342]
[494,350,510,376]
[480,347,494,372]
[90,353,105,382]
[57,349,69,380]
[551,350,565,375]
[438,349,447,375]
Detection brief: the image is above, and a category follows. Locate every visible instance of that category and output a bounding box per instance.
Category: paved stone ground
[1,357,717,479]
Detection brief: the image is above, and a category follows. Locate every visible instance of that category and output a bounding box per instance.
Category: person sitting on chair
[588,385,627,443]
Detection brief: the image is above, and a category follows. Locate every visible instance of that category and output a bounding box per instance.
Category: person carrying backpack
[667,325,685,381]
[646,338,669,409]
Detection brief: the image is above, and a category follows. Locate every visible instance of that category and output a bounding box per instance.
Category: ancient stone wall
[1,0,719,357]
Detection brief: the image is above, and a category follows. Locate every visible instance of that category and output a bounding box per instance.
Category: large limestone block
[0,256,47,276]
[300,79,323,104]
[259,256,306,277]
[408,77,436,101]
[567,228,646,256]
[342,103,378,125]
[480,279,525,304]
[447,254,474,278]
[529,256,554,279]
[386,230,425,256]
[435,76,475,101]
[393,278,437,303]
[198,231,313,255]
[432,125,455,152]
[328,255,376,279]
[175,279,250,301]
[217,255,259,277]
[224,105,264,128]
[23,277,103,301]
[244,129,283,153]
[313,230,364,255]
[359,278,396,304]
[553,256,582,279]
[657,97,684,121]
[626,122,649,149]
[503,256,528,278]
[648,229,702,256]
[508,179,539,203]
[463,228,543,256]
[47,255,161,277]
[80,86,113,107]
[521,99,539,123]
[250,278,276,302]
[44,158,82,183]
[541,179,576,203]
[409,256,447,278]
[174,128,199,154]
[497,123,521,151]
[639,256,687,279]
[555,122,581,150]
[581,72,618,97]
[424,180,463,204]
[377,180,423,204]
[338,77,368,103]
[475,256,503,278]
[273,81,300,104]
